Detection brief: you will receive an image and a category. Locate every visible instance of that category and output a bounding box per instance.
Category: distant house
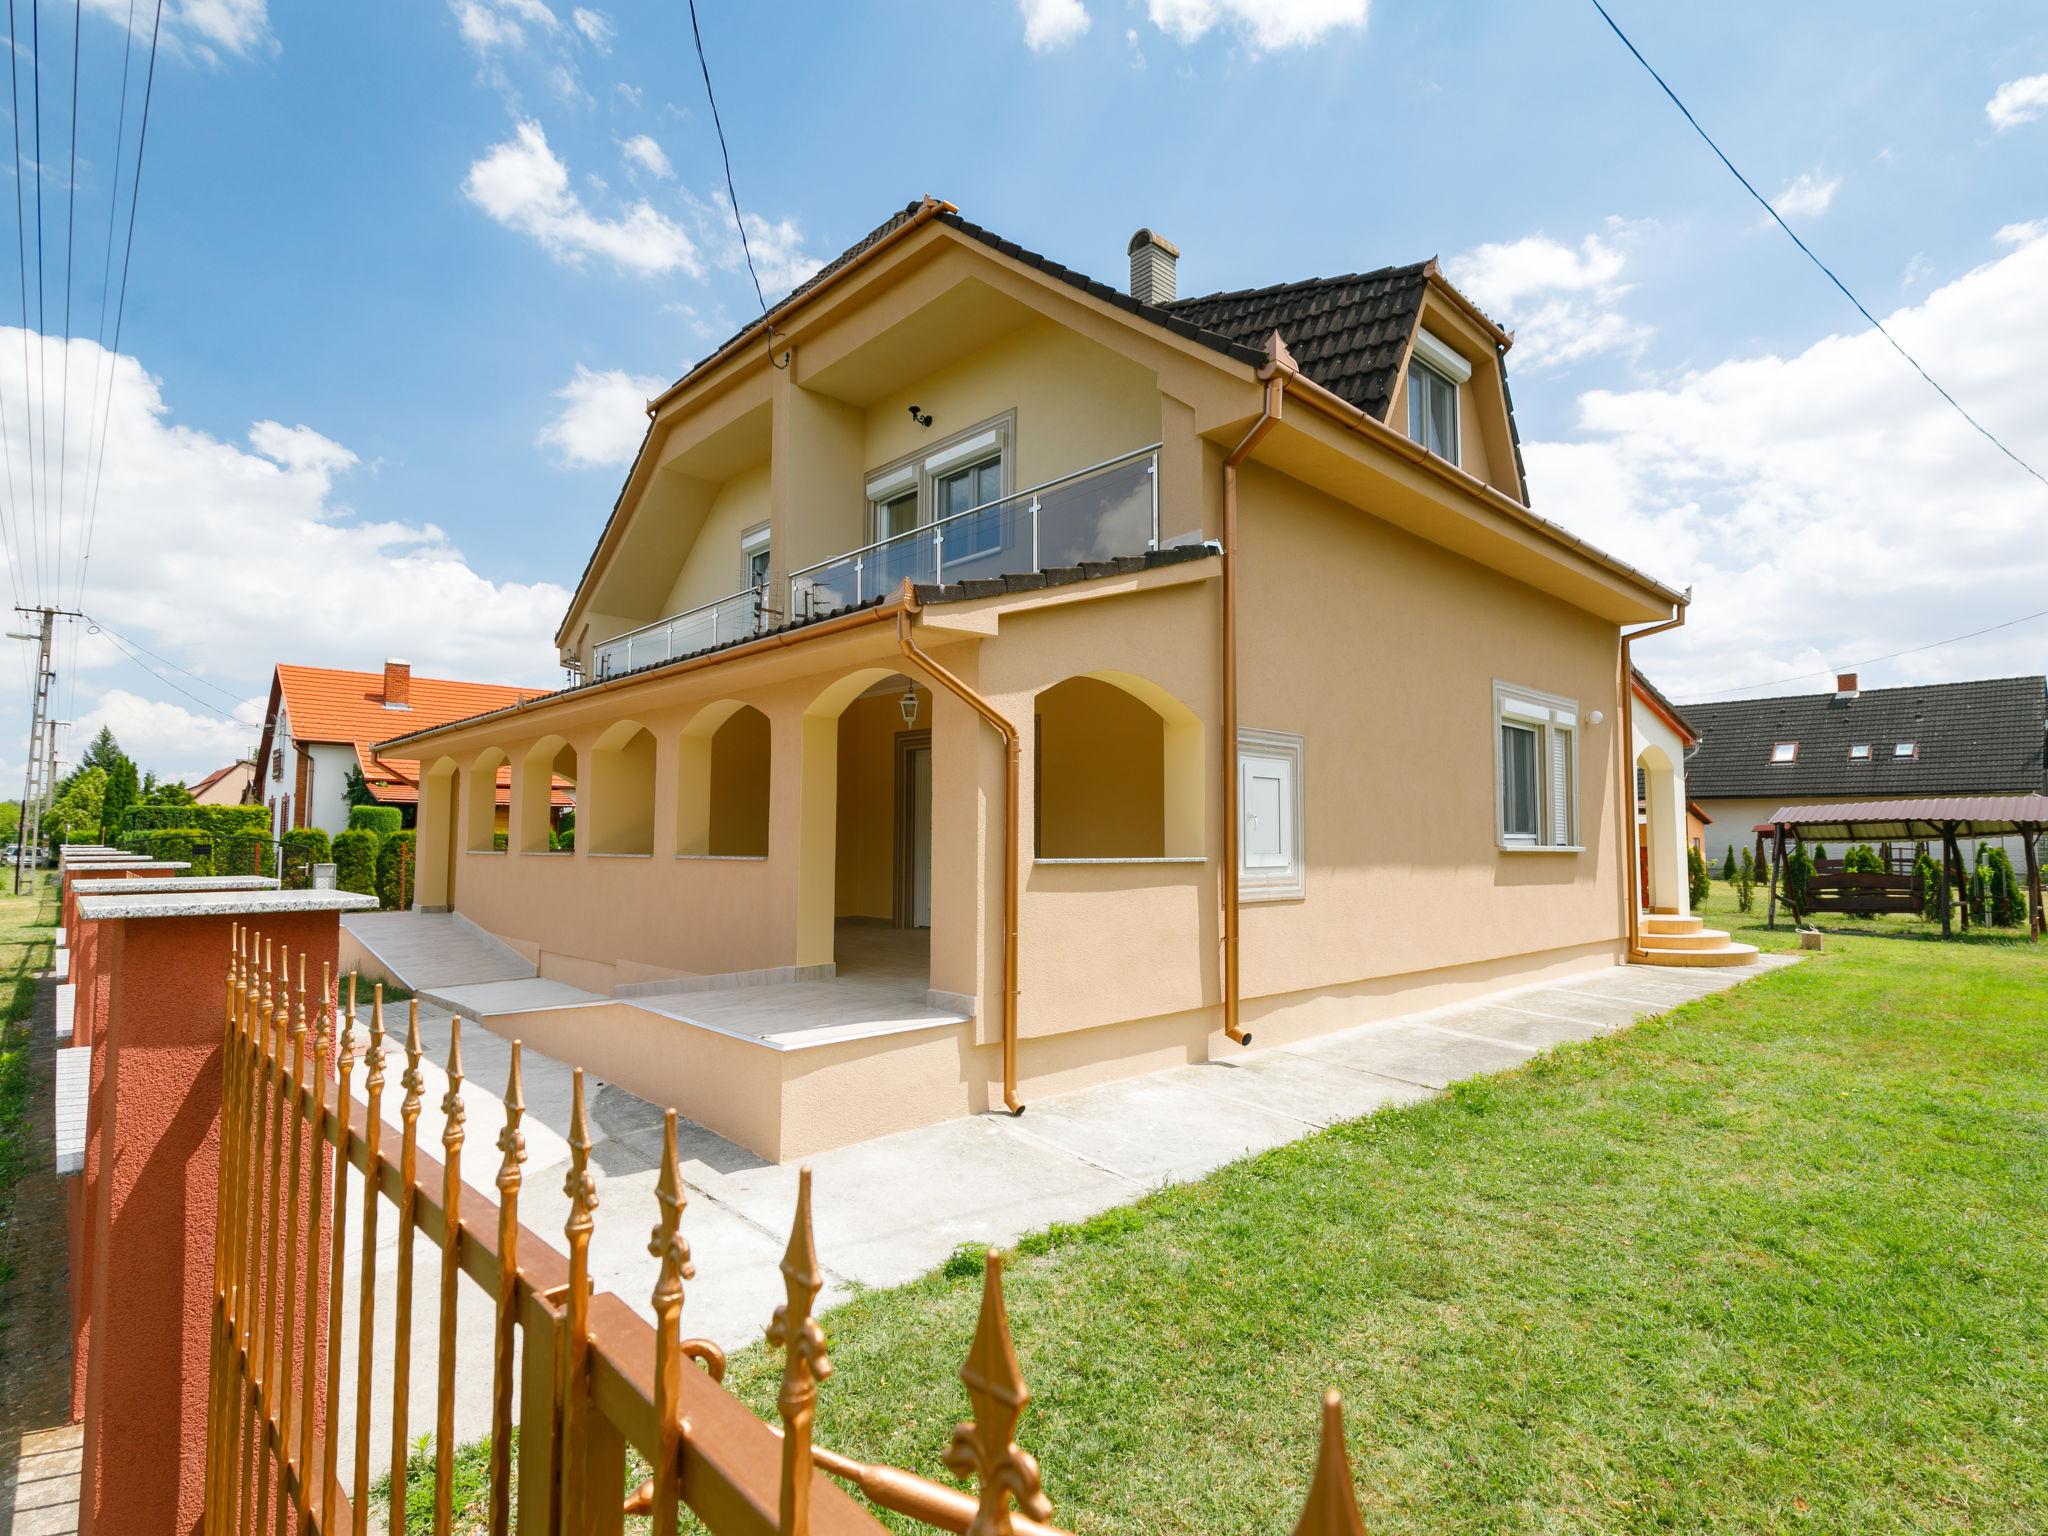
[1681,672,2048,864]
[252,661,556,839]
[189,760,255,806]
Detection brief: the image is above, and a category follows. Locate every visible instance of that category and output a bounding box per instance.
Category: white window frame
[1848,742,1872,761]
[1408,360,1459,466]
[1894,740,1918,759]
[1238,728,1305,900]
[1770,741,1799,764]
[864,412,1015,544]
[739,521,771,590]
[1493,682,1580,852]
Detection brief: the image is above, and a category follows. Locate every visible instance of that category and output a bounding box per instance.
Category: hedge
[121,803,269,838]
[348,805,403,838]
[280,829,332,890]
[377,831,416,911]
[215,835,270,878]
[333,830,380,896]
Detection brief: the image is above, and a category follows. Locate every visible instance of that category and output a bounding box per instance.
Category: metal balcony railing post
[1147,453,1159,550]
[933,520,944,584]
[1029,499,1040,570]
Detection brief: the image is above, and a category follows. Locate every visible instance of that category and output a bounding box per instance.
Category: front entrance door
[894,731,932,929]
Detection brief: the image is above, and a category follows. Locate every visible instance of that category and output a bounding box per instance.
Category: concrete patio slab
[1163,1052,1436,1128]
[1288,1019,1537,1088]
[421,976,605,1017]
[1437,1002,1615,1051]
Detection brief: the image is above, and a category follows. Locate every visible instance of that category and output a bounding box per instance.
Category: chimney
[1835,672,1859,700]
[1127,228,1180,306]
[383,658,412,709]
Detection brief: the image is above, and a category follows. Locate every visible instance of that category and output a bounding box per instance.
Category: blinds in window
[1549,726,1574,846]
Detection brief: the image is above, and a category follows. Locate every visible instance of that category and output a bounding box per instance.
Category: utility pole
[12,606,83,895]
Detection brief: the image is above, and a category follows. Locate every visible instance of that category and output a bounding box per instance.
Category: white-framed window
[1894,740,1918,758]
[1770,741,1799,764]
[1407,329,1469,466]
[1848,742,1872,761]
[1494,683,1578,850]
[1238,728,1305,899]
[740,522,771,591]
[864,414,1014,551]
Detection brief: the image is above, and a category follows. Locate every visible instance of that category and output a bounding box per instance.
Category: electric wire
[1588,0,2047,490]
[74,0,137,611]
[75,0,162,609]
[82,612,242,705]
[1676,605,2048,703]
[88,619,242,724]
[30,0,47,599]
[55,0,78,598]
[8,0,39,607]
[685,0,768,316]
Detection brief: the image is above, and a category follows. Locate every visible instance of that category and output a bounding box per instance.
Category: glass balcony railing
[591,586,765,681]
[787,443,1161,623]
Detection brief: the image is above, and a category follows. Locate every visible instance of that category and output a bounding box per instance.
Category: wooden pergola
[1755,793,2047,940]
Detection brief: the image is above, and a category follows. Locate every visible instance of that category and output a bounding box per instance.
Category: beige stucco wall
[1035,675,1167,857]
[1631,695,1691,914]
[662,462,768,619]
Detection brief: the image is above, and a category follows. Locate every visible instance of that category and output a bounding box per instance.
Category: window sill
[675,854,768,862]
[1034,856,1206,866]
[587,851,654,859]
[464,849,508,856]
[519,849,575,857]
[1499,843,1586,855]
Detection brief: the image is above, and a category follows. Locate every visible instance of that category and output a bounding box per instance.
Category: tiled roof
[1681,676,2048,799]
[914,543,1217,605]
[1631,668,1697,743]
[1163,264,1432,420]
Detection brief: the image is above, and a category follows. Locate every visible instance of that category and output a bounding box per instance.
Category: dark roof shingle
[1163,264,1432,420]
[1681,676,2048,799]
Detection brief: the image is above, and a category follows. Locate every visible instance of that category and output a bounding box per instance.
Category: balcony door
[894,730,933,929]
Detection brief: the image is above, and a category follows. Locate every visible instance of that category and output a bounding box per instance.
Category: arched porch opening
[1637,742,1684,914]
[587,721,657,856]
[418,757,459,910]
[1034,670,1203,857]
[517,735,577,853]
[465,747,510,851]
[677,701,771,857]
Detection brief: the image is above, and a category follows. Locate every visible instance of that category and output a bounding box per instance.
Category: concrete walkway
[329,954,1790,1493]
[342,910,535,990]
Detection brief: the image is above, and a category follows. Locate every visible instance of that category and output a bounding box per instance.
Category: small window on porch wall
[1034,673,1201,860]
[587,722,656,855]
[677,703,770,857]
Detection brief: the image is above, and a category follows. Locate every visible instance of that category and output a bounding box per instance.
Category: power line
[76,0,163,606]
[55,0,79,600]
[74,0,138,611]
[30,0,47,598]
[685,0,768,316]
[1676,604,2048,703]
[89,620,243,723]
[1587,0,2048,491]
[82,612,243,705]
[8,0,39,606]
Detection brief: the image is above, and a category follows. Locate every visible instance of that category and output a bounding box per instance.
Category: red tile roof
[265,664,556,807]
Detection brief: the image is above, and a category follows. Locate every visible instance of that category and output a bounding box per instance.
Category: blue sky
[5,0,2047,781]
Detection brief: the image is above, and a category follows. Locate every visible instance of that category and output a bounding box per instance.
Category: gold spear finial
[767,1168,831,1536]
[400,997,425,1116]
[942,1251,1050,1536]
[441,1016,467,1145]
[564,1066,597,1231]
[496,1040,527,1198]
[1288,1392,1368,1536]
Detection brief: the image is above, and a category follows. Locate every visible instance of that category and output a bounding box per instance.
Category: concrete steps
[1633,914,1760,968]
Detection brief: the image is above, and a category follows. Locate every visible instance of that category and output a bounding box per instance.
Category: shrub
[333,830,379,896]
[1844,844,1883,875]
[1687,845,1710,909]
[1784,844,1814,914]
[121,803,268,838]
[1719,845,1736,881]
[348,804,403,839]
[215,834,270,878]
[556,825,574,852]
[1811,843,1829,864]
[1735,869,1755,914]
[1915,850,1945,921]
[1738,847,1755,882]
[492,832,508,852]
[1969,866,1989,925]
[377,831,416,911]
[1987,847,2023,927]
[280,828,332,890]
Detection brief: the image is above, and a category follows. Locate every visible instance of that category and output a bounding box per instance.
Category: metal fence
[205,930,1369,1536]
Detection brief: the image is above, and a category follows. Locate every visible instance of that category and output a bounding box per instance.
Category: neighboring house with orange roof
[253,660,555,839]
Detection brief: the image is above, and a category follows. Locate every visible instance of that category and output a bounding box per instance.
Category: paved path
[342,910,535,990]
[330,954,1793,1495]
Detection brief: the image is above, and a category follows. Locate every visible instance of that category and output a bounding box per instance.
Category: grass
[0,875,54,1320]
[430,896,2048,1534]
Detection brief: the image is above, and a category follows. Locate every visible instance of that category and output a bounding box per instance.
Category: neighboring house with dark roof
[382,197,1694,1163]
[253,661,558,840]
[1681,671,2048,864]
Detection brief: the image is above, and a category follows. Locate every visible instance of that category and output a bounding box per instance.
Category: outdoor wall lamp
[899,683,921,728]
[907,404,933,427]
[1588,709,1605,727]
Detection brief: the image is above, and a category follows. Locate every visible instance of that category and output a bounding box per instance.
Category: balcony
[789,443,1161,622]
[588,444,1164,681]
[592,586,763,681]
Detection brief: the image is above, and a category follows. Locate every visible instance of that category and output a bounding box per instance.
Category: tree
[1720,845,1737,881]
[343,766,378,809]
[0,801,18,844]
[1915,850,1945,922]
[79,725,125,774]
[45,767,108,845]
[144,778,196,807]
[101,756,140,839]
[1784,843,1815,915]
[1811,843,1830,863]
[1987,847,2023,927]
[1687,845,1711,909]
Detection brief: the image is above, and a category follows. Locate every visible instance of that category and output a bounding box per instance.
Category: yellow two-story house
[380,198,1688,1160]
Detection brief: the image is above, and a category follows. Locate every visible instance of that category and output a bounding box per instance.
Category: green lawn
[427,889,2048,1534]
[0,875,55,1320]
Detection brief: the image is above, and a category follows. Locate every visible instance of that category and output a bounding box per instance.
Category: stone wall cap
[76,889,382,921]
[66,876,281,895]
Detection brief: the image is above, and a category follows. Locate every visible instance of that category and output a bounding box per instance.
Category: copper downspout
[1619,605,1687,958]
[1219,337,1296,1047]
[895,601,1025,1115]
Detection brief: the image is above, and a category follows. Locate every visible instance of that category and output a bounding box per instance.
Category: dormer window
[1848,743,1872,761]
[1407,329,1469,466]
[1770,741,1798,764]
[1894,741,1918,758]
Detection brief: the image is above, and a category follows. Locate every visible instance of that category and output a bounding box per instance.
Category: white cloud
[1145,0,1368,50]
[1770,169,1841,220]
[464,121,700,276]
[74,689,265,776]
[1020,0,1090,51]
[1986,73,2048,132]
[734,213,823,299]
[570,6,613,51]
[1899,251,1933,290]
[1995,218,2047,247]
[0,332,570,783]
[618,133,673,180]
[537,364,666,469]
[1444,224,1650,370]
[448,0,525,52]
[84,0,272,58]
[1521,221,2048,701]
